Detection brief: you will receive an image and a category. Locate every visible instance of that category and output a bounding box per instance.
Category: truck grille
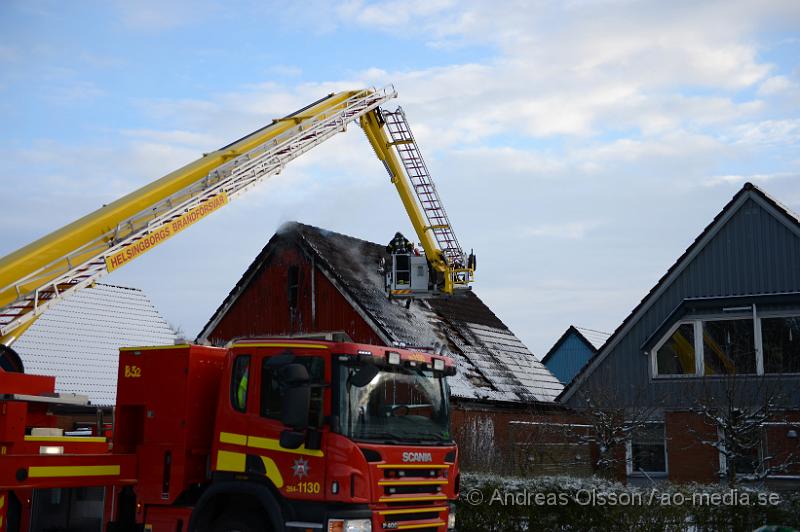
[377,506,447,531]
[376,464,450,508]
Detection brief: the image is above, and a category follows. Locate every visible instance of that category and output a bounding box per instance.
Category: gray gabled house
[560,183,800,484]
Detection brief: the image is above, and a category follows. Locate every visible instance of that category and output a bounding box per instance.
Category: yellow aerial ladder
[0,86,475,353]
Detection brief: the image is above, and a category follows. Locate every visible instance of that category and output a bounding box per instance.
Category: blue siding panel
[544,332,595,384]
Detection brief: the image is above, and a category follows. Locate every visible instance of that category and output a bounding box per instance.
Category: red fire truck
[0,87,470,531]
[1,337,459,531]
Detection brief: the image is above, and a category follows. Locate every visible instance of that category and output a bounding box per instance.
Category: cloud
[113,0,221,31]
[268,65,303,78]
[522,221,603,240]
[758,75,796,95]
[729,119,800,146]
[45,80,105,103]
[703,171,799,187]
[121,129,219,149]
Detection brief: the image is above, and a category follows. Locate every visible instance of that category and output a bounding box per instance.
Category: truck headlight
[448,503,456,530]
[328,518,372,532]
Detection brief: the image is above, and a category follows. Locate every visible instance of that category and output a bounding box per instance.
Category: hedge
[455,473,800,531]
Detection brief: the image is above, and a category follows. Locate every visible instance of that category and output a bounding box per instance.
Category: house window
[702,319,756,375]
[628,423,667,475]
[656,323,695,375]
[288,266,299,310]
[719,422,764,479]
[762,316,800,374]
[652,307,800,377]
[727,445,761,477]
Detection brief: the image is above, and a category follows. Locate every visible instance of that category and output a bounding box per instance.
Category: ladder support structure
[0,87,396,343]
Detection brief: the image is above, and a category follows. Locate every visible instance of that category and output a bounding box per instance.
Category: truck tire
[210,510,268,532]
[0,345,24,372]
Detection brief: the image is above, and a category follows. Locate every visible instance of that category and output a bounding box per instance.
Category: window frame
[717,424,766,479]
[625,421,668,478]
[260,354,327,428]
[651,306,800,378]
[651,320,701,378]
[758,313,800,375]
[287,265,300,311]
[230,354,251,413]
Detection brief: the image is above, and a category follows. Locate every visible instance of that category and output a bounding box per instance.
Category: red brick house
[197,222,564,472]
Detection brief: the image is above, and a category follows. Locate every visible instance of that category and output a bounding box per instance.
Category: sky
[1,0,799,357]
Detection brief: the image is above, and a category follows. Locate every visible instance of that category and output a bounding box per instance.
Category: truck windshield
[337,363,451,444]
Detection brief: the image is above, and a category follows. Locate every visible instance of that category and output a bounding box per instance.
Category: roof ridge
[744,182,800,224]
[574,326,611,336]
[94,283,143,292]
[284,221,381,248]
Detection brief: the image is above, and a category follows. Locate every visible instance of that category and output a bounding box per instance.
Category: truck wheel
[211,510,267,532]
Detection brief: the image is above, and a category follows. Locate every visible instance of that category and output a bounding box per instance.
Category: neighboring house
[559,183,800,485]
[14,283,178,407]
[542,326,610,385]
[198,222,564,473]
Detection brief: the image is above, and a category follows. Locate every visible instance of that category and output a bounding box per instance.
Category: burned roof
[200,222,563,403]
[13,283,178,406]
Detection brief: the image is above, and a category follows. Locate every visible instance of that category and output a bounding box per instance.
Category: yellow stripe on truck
[219,431,324,457]
[397,523,446,531]
[24,436,106,443]
[379,495,448,503]
[378,507,447,516]
[229,343,328,349]
[216,450,246,473]
[219,432,248,446]
[261,456,284,488]
[247,435,324,457]
[28,465,120,478]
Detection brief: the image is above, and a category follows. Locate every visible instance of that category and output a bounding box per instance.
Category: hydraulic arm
[360,108,474,295]
[0,86,473,348]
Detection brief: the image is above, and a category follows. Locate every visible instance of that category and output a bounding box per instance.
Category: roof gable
[14,284,178,406]
[559,183,800,403]
[200,222,564,403]
[541,326,597,366]
[541,326,600,385]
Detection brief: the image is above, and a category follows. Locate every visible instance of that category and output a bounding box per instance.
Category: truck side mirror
[279,363,310,430]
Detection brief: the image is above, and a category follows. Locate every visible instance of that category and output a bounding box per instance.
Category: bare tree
[571,383,663,478]
[511,372,664,479]
[689,375,800,485]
